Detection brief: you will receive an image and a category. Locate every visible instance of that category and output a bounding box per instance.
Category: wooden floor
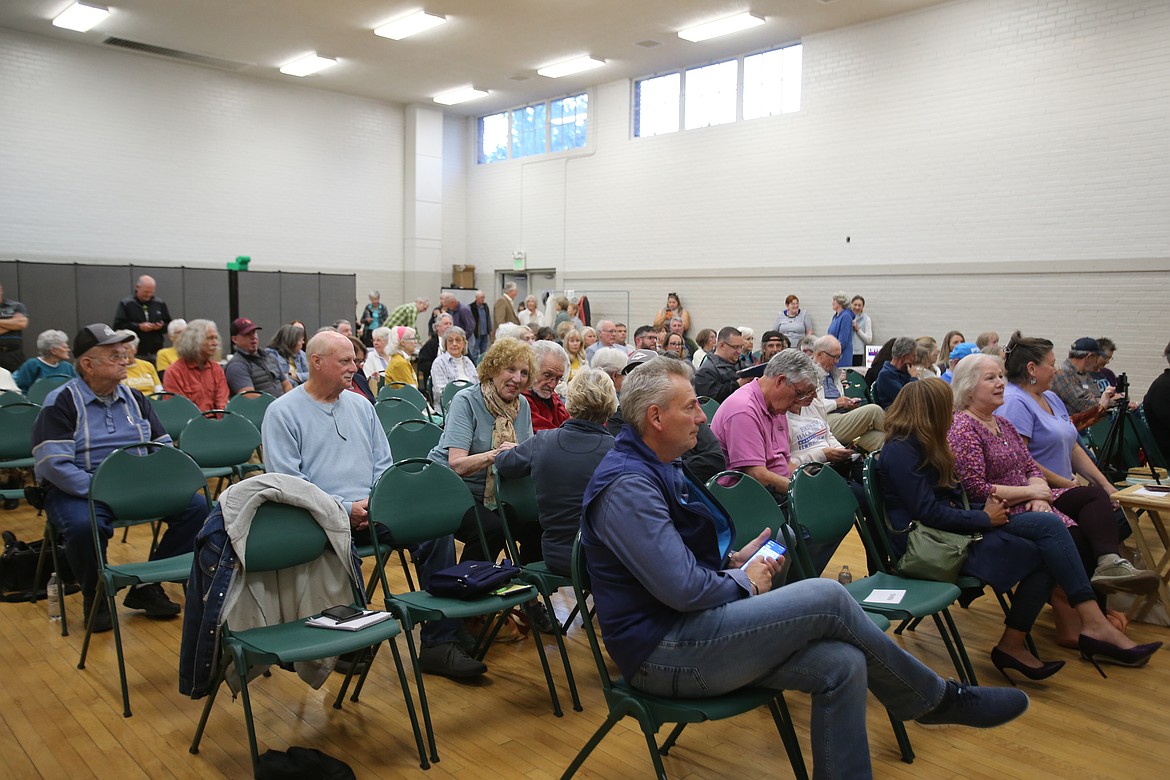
[2,498,1168,780]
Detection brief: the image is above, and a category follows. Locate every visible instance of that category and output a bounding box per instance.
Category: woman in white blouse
[430,325,477,403]
[517,295,544,328]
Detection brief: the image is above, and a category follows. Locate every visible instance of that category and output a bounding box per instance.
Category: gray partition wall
[0,260,355,359]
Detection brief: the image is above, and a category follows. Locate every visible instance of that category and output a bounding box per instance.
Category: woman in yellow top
[118,330,163,394]
[154,319,186,374]
[383,326,420,388]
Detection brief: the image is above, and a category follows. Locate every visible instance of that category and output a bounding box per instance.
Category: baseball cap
[948,342,982,362]
[1071,337,1104,355]
[622,348,659,375]
[73,323,133,358]
[761,330,785,345]
[231,317,261,336]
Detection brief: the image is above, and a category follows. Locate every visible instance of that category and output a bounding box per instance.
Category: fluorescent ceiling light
[279,53,338,77]
[537,56,606,79]
[433,86,488,106]
[52,2,110,32]
[374,11,447,40]
[678,12,765,43]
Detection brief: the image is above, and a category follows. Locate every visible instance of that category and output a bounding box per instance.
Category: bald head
[134,275,156,303]
[307,329,352,362]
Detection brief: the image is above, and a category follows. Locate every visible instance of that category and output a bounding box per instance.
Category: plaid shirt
[385,302,419,329]
[1051,359,1100,414]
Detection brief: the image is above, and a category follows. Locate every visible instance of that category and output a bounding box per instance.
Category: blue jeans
[634,578,946,779]
[357,522,461,648]
[997,511,1096,632]
[471,334,490,361]
[45,486,206,598]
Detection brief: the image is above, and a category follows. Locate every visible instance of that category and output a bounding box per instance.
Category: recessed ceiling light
[279,53,338,77]
[52,2,110,33]
[374,11,447,40]
[433,86,488,106]
[678,12,765,43]
[537,56,606,79]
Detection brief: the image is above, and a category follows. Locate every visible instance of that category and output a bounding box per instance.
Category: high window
[634,43,802,137]
[478,92,589,164]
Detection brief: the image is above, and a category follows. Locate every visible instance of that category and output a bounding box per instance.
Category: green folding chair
[561,536,808,780]
[377,380,429,411]
[495,472,582,712]
[77,443,211,717]
[439,379,474,416]
[844,368,869,400]
[387,419,443,462]
[26,375,71,405]
[788,462,977,686]
[698,395,719,420]
[375,397,427,437]
[367,458,557,765]
[147,392,201,441]
[0,401,37,503]
[225,389,276,435]
[0,389,29,406]
[706,469,916,765]
[189,499,428,774]
[177,410,261,496]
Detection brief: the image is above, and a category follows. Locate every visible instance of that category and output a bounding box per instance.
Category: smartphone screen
[741,539,787,569]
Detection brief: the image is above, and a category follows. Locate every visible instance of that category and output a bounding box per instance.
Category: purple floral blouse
[947,412,1074,527]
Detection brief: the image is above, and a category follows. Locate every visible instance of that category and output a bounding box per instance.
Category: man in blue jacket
[580,355,1028,777]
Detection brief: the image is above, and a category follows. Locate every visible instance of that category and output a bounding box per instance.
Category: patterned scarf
[480,379,519,509]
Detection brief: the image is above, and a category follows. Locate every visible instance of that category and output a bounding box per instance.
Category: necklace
[965,409,1002,435]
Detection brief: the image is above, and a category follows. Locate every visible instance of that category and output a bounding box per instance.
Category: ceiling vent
[102,37,250,71]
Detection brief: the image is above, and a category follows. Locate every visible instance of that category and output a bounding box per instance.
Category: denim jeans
[357,523,461,647]
[45,486,205,598]
[999,510,1096,619]
[634,578,946,779]
[471,334,490,362]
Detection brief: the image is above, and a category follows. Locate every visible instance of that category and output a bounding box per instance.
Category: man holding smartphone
[581,356,1028,777]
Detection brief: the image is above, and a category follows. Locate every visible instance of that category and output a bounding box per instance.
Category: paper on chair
[1132,487,1170,498]
[863,589,906,605]
[306,611,394,631]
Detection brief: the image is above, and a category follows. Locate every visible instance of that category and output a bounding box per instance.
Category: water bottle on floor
[47,573,61,621]
[837,565,853,585]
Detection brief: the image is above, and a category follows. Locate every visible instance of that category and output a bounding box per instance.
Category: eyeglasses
[793,385,817,401]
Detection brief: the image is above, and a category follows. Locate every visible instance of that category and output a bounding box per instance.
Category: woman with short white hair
[517,295,544,328]
[118,330,163,394]
[364,326,391,381]
[430,326,477,403]
[13,329,76,394]
[155,318,187,374]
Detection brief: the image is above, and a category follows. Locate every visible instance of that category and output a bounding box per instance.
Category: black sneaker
[916,680,1029,729]
[83,594,113,634]
[2,498,19,511]
[122,583,181,617]
[418,641,487,678]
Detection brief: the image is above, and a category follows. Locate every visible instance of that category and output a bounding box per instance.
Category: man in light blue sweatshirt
[263,330,484,679]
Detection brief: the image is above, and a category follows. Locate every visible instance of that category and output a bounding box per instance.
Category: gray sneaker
[1091,554,1160,594]
[916,680,1029,729]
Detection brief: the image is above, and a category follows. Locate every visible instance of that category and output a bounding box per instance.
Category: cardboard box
[452,264,475,289]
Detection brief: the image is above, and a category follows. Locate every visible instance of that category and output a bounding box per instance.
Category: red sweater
[524,390,569,432]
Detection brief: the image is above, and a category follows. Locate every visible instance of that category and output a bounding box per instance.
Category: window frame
[476,90,593,165]
[631,42,802,139]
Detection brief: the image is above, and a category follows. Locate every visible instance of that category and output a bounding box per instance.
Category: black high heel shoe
[1078,635,1163,679]
[990,647,1065,686]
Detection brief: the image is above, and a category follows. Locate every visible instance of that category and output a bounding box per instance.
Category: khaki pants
[827,403,886,454]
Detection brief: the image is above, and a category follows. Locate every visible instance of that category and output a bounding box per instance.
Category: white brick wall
[462,0,1170,391]
[0,28,405,279]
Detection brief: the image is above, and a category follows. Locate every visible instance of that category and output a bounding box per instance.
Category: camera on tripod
[1114,372,1128,398]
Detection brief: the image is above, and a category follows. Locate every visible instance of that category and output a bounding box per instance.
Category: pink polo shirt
[709,380,791,478]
